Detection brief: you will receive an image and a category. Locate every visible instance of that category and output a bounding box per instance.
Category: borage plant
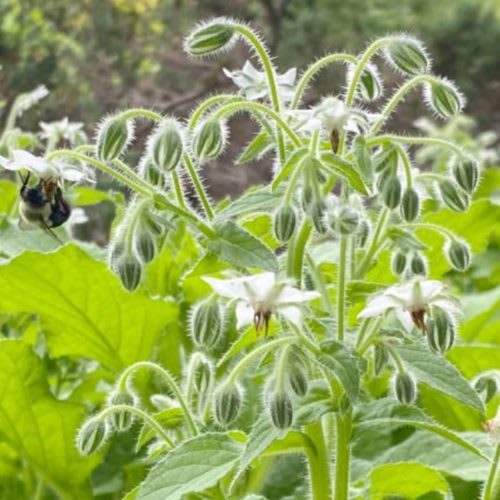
[3,18,499,500]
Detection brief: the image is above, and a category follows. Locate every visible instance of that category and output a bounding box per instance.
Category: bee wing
[40,220,64,244]
[18,218,37,231]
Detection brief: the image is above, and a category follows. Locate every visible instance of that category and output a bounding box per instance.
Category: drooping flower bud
[149,119,184,172]
[192,119,227,164]
[357,219,370,248]
[384,36,430,75]
[115,254,143,291]
[213,382,243,426]
[410,252,427,276]
[452,157,479,194]
[97,116,133,162]
[190,299,223,350]
[427,309,455,354]
[311,200,328,234]
[424,78,464,119]
[394,372,417,405]
[273,205,297,242]
[76,418,109,456]
[382,175,402,209]
[439,181,470,212]
[301,185,314,212]
[138,157,165,187]
[268,391,293,430]
[445,239,471,272]
[348,62,383,102]
[474,375,498,404]
[134,229,157,264]
[374,344,390,375]
[400,187,420,222]
[288,364,308,397]
[191,353,214,395]
[108,389,136,432]
[338,207,360,235]
[184,19,237,57]
[391,250,407,276]
[374,144,399,173]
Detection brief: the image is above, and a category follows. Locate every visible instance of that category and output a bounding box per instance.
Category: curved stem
[385,342,406,373]
[112,158,152,192]
[334,412,352,500]
[117,361,199,436]
[118,108,162,122]
[404,222,456,240]
[96,404,175,447]
[171,171,187,208]
[357,316,385,356]
[288,219,313,282]
[183,153,214,219]
[482,443,500,500]
[367,135,464,157]
[337,235,348,342]
[274,346,290,392]
[306,254,334,314]
[292,53,357,109]
[397,146,413,189]
[188,95,244,131]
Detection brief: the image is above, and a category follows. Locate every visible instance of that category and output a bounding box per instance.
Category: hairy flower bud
[349,63,383,102]
[76,418,108,456]
[97,116,132,162]
[301,186,314,212]
[382,175,402,209]
[273,205,297,242]
[288,364,308,397]
[192,119,226,164]
[424,78,464,118]
[474,375,498,404]
[185,20,236,57]
[391,250,407,276]
[108,390,136,432]
[190,299,223,350]
[338,207,360,235]
[375,144,399,173]
[400,187,420,222]
[427,309,455,354]
[394,372,417,405]
[213,382,242,426]
[439,181,470,212]
[192,354,214,395]
[311,200,328,234]
[446,239,471,272]
[452,157,479,194]
[410,253,427,276]
[134,229,157,263]
[150,119,184,172]
[115,254,142,291]
[357,220,370,248]
[374,344,390,375]
[139,157,165,187]
[385,36,430,75]
[268,391,293,430]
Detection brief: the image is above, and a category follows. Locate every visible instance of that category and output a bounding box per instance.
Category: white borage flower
[223,60,297,104]
[1,150,89,183]
[203,272,320,333]
[40,117,86,145]
[359,279,461,332]
[15,85,49,117]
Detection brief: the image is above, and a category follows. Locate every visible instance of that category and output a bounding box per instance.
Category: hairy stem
[482,443,500,500]
[334,413,352,500]
[183,153,214,219]
[304,422,332,500]
[337,235,348,342]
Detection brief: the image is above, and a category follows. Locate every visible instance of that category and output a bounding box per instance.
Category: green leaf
[209,220,278,272]
[0,340,99,498]
[320,152,370,195]
[0,245,178,372]
[0,180,17,213]
[271,147,309,191]
[369,462,451,500]
[447,344,500,379]
[237,132,272,164]
[136,408,184,452]
[461,289,500,345]
[397,343,484,412]
[71,186,114,206]
[137,433,243,500]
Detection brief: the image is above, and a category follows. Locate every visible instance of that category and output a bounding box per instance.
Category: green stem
[183,153,214,219]
[334,413,352,500]
[304,422,332,500]
[385,342,406,373]
[112,157,153,192]
[117,361,199,436]
[274,346,290,392]
[367,135,464,157]
[118,108,162,122]
[397,146,413,189]
[306,254,334,314]
[482,443,500,500]
[292,53,357,108]
[33,477,44,500]
[288,219,313,282]
[404,222,456,240]
[355,318,372,350]
[188,95,244,131]
[357,316,385,356]
[337,235,348,342]
[171,171,187,208]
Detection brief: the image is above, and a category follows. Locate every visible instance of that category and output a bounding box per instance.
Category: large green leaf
[320,153,370,195]
[461,289,500,345]
[138,433,243,500]
[209,220,278,272]
[0,245,178,372]
[447,344,500,379]
[0,340,99,499]
[397,343,484,412]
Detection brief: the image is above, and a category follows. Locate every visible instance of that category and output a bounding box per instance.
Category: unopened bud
[189,352,214,394]
[385,36,430,75]
[427,309,455,354]
[134,230,157,263]
[374,144,399,173]
[150,119,184,172]
[301,186,314,212]
[76,418,108,456]
[273,205,297,242]
[452,157,479,194]
[410,253,427,276]
[357,220,370,248]
[311,200,328,234]
[382,175,402,209]
[338,207,360,235]
[374,344,389,375]
[213,382,242,426]
[394,372,417,405]
[97,116,132,162]
[192,119,226,164]
[349,63,383,102]
[185,20,236,57]
[288,364,308,397]
[115,254,142,291]
[400,188,420,222]
[439,181,470,212]
[268,391,293,430]
[391,251,407,276]
[424,78,464,118]
[139,157,165,187]
[474,375,498,404]
[446,239,471,272]
[108,390,136,432]
[190,299,223,350]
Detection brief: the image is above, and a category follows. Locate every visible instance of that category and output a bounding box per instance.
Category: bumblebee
[19,173,71,240]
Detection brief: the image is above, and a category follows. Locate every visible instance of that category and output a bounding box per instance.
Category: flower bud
[385,36,430,75]
[115,254,142,291]
[213,382,242,426]
[192,119,226,164]
[424,78,464,118]
[303,271,315,291]
[301,186,314,212]
[311,200,328,234]
[273,205,297,242]
[288,364,308,397]
[427,309,455,354]
[374,344,389,375]
[382,175,402,209]
[76,418,108,456]
[190,299,223,350]
[185,20,236,57]
[349,63,383,102]
[400,188,420,222]
[139,157,165,187]
[452,157,479,194]
[391,250,407,276]
[338,207,360,235]
[446,239,471,272]
[354,136,374,183]
[357,220,370,248]
[439,181,470,212]
[150,119,184,172]
[374,144,399,173]
[193,355,213,394]
[474,375,498,404]
[410,253,427,276]
[394,372,417,405]
[268,391,293,430]
[134,229,157,263]
[97,116,132,162]
[108,390,136,432]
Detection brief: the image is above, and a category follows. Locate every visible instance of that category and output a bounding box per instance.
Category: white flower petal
[243,272,276,302]
[277,304,302,327]
[276,286,320,304]
[420,280,445,300]
[395,308,416,332]
[359,295,402,318]
[236,301,254,330]
[203,276,249,300]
